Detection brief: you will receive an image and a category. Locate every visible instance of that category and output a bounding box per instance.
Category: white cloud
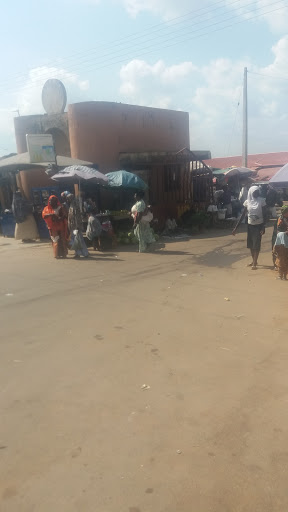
[226,0,288,33]
[118,0,288,33]
[162,62,197,82]
[120,0,192,18]
[17,66,90,116]
[260,35,288,88]
[119,36,288,156]
[73,0,288,33]
[120,59,196,106]
[0,67,90,156]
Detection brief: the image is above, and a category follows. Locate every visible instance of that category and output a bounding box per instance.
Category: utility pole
[242,67,248,167]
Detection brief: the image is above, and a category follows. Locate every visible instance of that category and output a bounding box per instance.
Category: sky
[0,0,288,158]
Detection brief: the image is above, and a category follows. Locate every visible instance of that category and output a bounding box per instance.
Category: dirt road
[0,228,287,512]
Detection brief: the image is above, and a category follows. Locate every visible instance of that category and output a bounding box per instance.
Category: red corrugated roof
[204,152,288,171]
[254,167,283,181]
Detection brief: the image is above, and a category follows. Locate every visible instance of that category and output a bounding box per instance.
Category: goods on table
[116,230,138,245]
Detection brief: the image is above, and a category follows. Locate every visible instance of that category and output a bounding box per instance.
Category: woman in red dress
[42,195,68,259]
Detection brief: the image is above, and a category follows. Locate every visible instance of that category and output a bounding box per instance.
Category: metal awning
[0,152,93,173]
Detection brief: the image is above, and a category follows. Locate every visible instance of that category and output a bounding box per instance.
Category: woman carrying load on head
[232,185,267,270]
[42,195,68,259]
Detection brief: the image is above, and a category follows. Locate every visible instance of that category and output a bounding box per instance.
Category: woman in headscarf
[42,195,68,259]
[64,193,89,258]
[271,205,288,269]
[131,191,155,253]
[12,190,39,242]
[232,185,267,270]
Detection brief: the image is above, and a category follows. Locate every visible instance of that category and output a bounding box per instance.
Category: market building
[14,100,190,172]
[0,79,213,234]
[68,101,190,170]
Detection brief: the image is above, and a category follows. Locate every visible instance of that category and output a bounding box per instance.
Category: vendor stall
[0,153,93,237]
[119,149,213,228]
[212,166,256,222]
[95,170,149,245]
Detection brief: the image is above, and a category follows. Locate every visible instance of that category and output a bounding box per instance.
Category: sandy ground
[0,226,288,512]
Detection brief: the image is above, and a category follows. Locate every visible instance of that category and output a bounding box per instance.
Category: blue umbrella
[106,170,148,190]
[269,163,288,187]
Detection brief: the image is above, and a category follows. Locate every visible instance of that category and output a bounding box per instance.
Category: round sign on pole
[42,79,67,115]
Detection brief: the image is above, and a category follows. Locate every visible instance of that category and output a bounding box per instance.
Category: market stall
[50,166,143,248]
[0,153,93,237]
[102,170,148,244]
[119,149,213,228]
[212,166,256,222]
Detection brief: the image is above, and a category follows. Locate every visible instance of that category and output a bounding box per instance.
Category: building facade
[14,101,190,172]
[12,101,190,204]
[14,113,71,157]
[68,101,190,171]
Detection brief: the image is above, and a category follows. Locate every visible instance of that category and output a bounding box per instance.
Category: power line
[0,0,264,87]
[2,0,286,101]
[55,0,273,75]
[249,70,288,81]
[2,1,285,94]
[0,0,286,95]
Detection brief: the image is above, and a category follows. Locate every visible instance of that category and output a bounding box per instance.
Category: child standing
[273,231,288,280]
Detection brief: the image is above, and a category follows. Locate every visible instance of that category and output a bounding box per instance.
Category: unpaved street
[0,228,287,512]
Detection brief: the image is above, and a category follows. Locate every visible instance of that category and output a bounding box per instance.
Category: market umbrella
[213,166,255,179]
[269,163,288,188]
[51,165,108,185]
[106,170,148,190]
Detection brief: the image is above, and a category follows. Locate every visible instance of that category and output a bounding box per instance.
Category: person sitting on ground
[86,207,102,251]
[273,231,288,280]
[232,185,267,270]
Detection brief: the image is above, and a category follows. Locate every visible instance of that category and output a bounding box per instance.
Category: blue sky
[0,0,288,157]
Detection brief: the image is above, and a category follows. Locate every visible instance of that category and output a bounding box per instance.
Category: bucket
[217,209,227,220]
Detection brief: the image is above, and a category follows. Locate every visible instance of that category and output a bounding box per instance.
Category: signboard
[26,134,56,164]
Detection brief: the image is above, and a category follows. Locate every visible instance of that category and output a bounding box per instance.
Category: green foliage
[183,212,210,229]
